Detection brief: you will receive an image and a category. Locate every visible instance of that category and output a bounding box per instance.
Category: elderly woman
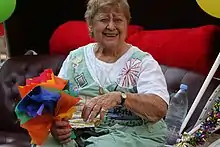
[40,0,170,146]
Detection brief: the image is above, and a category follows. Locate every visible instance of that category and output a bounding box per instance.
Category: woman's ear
[88,25,92,33]
[88,25,94,38]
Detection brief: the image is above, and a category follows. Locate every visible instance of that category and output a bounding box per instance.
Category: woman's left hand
[82,92,121,122]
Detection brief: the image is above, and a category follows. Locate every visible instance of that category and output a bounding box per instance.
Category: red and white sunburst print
[117,58,142,88]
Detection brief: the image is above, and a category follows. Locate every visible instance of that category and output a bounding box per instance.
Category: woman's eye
[100,18,108,22]
[114,19,122,22]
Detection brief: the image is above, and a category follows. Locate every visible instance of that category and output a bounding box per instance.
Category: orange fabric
[17,69,81,145]
[21,114,53,145]
[18,76,67,98]
[18,84,36,98]
[40,76,67,91]
[21,92,81,145]
[55,92,81,120]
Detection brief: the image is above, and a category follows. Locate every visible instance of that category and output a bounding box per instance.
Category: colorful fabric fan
[15,69,81,145]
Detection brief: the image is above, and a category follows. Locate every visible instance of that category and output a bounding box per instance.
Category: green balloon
[0,0,16,23]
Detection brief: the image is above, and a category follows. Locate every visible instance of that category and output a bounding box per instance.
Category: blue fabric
[17,86,61,118]
[106,106,141,120]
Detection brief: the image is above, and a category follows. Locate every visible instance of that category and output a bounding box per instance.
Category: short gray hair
[85,0,131,26]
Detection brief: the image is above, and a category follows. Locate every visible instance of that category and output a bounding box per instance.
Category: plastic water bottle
[165,84,188,145]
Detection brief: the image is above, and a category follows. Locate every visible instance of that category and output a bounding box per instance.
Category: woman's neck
[95,42,131,63]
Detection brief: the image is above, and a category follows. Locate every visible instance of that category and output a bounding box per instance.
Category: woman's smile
[102,32,119,41]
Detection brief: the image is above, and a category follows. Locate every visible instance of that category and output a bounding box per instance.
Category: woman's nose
[106,20,116,30]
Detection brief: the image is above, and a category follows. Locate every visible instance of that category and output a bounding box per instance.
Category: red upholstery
[49,21,144,55]
[49,21,220,75]
[127,25,220,75]
[49,21,94,55]
[127,25,144,39]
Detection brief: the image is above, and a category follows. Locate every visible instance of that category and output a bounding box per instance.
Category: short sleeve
[58,53,72,79]
[137,54,170,105]
[58,44,94,80]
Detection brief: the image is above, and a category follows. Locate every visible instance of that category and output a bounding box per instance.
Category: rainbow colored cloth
[15,69,81,145]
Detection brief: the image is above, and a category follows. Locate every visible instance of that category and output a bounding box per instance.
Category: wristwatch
[120,92,127,105]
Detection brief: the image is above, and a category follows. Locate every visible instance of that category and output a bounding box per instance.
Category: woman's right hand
[50,119,72,144]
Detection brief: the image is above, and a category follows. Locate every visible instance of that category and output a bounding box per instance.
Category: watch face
[121,92,127,98]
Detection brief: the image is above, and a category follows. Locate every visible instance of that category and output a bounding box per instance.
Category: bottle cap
[180,84,188,90]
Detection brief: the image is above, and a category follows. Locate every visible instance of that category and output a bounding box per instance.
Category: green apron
[38,47,168,147]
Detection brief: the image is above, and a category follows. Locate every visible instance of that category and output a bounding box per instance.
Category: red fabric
[49,21,144,55]
[127,25,220,75]
[49,21,94,55]
[49,20,219,75]
[0,23,4,36]
[127,25,144,39]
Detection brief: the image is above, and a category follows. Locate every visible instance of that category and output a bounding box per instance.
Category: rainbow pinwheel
[15,69,81,145]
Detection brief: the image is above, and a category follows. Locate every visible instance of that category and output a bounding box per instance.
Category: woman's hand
[82,92,121,122]
[51,119,72,144]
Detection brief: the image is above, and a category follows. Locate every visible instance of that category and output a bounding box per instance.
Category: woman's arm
[124,93,168,123]
[126,54,169,123]
[81,91,168,123]
[82,54,170,123]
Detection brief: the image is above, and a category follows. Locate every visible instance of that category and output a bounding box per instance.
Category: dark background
[4,0,220,57]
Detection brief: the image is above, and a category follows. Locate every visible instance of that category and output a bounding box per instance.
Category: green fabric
[39,120,167,147]
[14,84,77,125]
[85,120,167,147]
[65,47,147,98]
[34,46,168,146]
[15,102,31,124]
[71,130,77,139]
[66,49,101,98]
[39,134,78,147]
[14,87,61,124]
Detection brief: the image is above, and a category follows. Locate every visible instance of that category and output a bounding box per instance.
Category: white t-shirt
[58,43,170,104]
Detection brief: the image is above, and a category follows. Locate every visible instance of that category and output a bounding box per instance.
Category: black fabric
[4,0,220,57]
[74,128,109,147]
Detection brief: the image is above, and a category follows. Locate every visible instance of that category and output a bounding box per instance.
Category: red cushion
[49,21,94,55]
[127,25,144,39]
[49,21,144,55]
[127,25,220,75]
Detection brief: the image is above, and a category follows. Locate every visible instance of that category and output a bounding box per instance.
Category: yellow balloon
[196,0,220,18]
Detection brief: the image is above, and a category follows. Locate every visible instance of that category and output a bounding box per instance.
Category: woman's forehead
[96,5,125,16]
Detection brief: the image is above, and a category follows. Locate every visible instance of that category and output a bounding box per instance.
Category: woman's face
[90,6,128,49]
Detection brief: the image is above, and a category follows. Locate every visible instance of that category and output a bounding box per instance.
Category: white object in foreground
[208,139,220,147]
[180,52,220,134]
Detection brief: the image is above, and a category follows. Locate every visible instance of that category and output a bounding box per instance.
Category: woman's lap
[39,120,167,147]
[85,119,167,147]
[38,134,78,147]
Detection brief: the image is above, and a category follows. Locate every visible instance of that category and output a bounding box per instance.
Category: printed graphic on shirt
[74,73,88,88]
[72,55,83,69]
[117,58,142,88]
